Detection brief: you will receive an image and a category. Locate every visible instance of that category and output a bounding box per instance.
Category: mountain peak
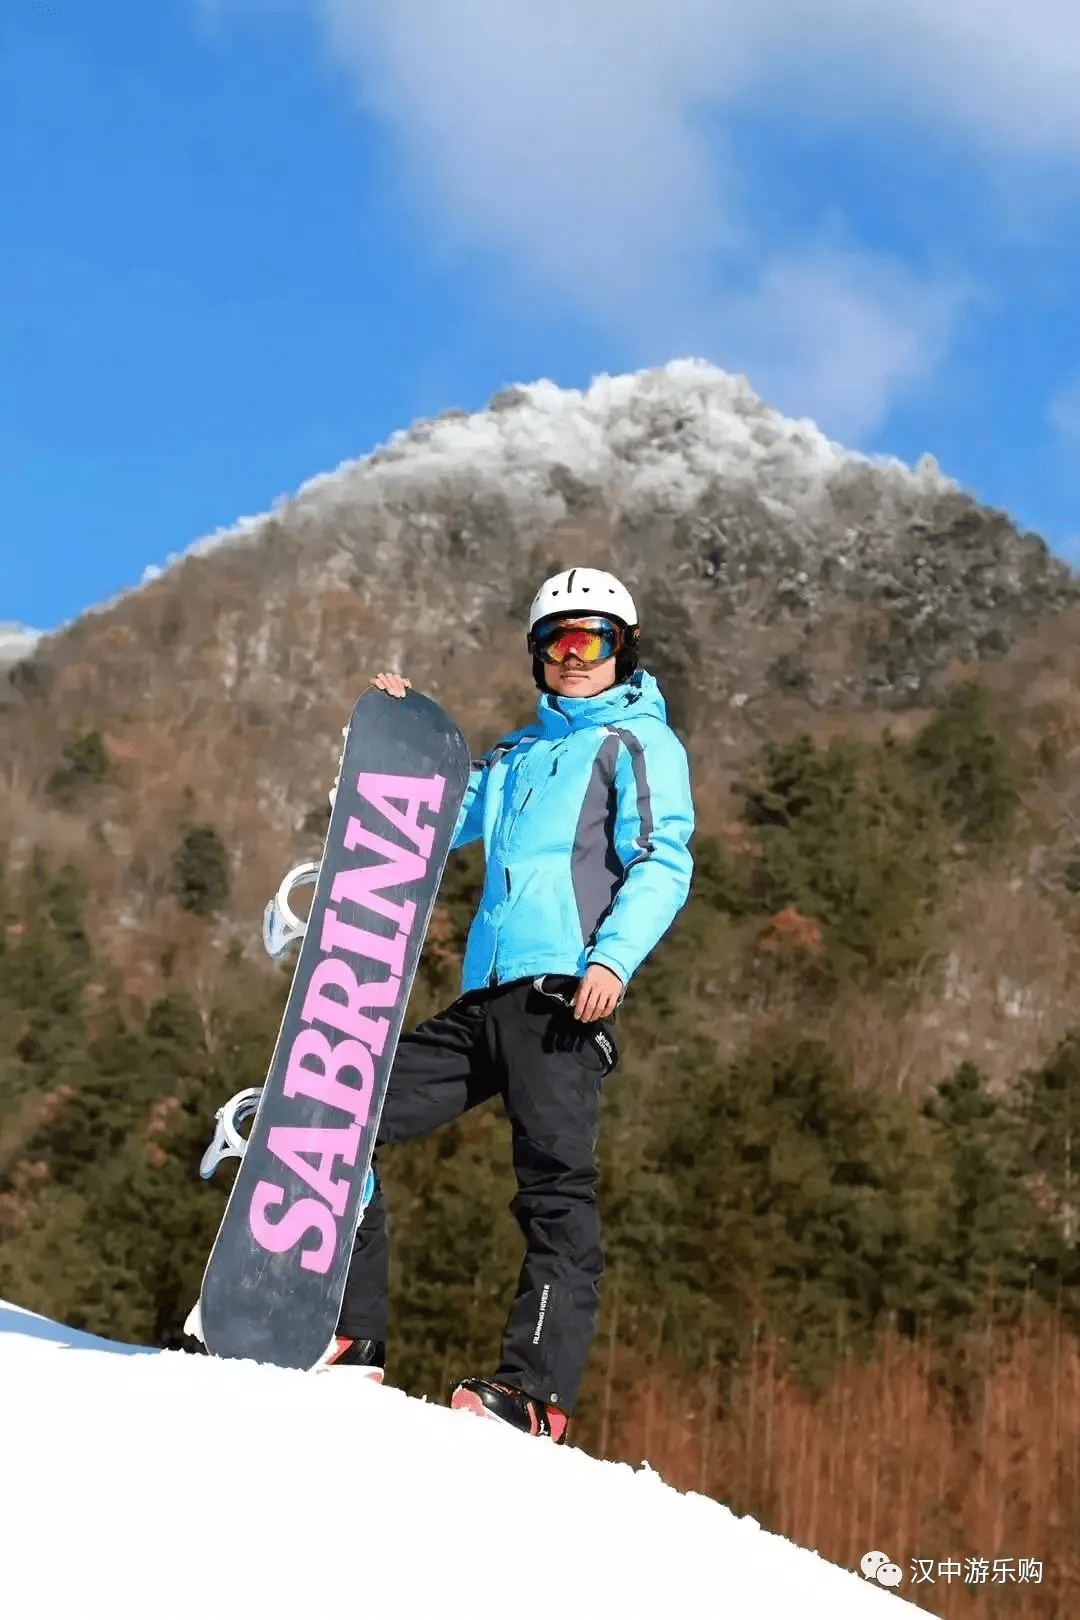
[286,357,955,534]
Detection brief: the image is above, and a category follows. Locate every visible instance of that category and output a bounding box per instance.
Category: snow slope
[0,1301,911,1620]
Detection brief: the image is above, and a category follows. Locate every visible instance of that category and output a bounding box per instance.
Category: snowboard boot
[317,1336,386,1380]
[450,1378,568,1443]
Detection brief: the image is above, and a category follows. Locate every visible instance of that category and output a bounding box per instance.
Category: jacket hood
[534,669,668,735]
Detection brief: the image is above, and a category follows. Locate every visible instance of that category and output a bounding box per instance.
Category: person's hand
[370,672,412,699]
[574,963,622,1022]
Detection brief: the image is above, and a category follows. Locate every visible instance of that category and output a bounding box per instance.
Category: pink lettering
[244,769,453,1287]
[248,1181,337,1274]
[338,820,428,929]
[284,1029,375,1125]
[267,1124,362,1218]
[354,772,446,860]
[300,958,399,1056]
[320,907,407,975]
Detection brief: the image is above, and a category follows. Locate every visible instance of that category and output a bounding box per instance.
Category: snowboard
[196,687,471,1369]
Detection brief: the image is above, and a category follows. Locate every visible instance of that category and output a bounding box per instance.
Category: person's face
[534,615,624,699]
[544,652,618,698]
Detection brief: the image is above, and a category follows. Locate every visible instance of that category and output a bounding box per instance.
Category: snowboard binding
[261,721,352,960]
[199,1085,376,1208]
[199,1086,264,1181]
[262,861,321,959]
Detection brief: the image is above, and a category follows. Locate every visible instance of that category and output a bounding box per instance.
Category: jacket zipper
[494,783,533,980]
[504,785,533,844]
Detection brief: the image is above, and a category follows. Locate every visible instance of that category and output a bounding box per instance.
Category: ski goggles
[531,615,625,666]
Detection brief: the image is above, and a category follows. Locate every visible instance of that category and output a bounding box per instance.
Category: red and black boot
[316,1336,386,1380]
[450,1378,568,1443]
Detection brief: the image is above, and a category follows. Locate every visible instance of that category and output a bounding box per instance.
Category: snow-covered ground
[0,1300,911,1620]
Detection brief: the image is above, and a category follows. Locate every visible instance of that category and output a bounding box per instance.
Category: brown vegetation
[580,1311,1079,1617]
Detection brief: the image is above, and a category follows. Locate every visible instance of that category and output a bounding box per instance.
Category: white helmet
[528,567,638,630]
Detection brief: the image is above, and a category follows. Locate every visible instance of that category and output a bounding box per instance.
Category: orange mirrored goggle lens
[534,617,623,665]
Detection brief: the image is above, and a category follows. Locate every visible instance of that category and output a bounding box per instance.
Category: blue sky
[2,1,1079,632]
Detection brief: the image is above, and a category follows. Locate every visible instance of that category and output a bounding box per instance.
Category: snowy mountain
[0,622,42,672]
[3,356,1076,1013]
[283,359,948,524]
[134,357,1075,711]
[143,359,952,563]
[0,1299,910,1620]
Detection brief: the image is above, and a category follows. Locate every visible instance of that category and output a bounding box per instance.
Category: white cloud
[701,251,971,443]
[214,1,1080,437]
[315,2,1080,161]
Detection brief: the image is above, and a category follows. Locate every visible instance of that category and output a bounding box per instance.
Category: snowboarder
[327,568,695,1442]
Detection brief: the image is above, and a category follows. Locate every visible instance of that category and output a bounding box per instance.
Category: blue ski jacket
[451,669,695,993]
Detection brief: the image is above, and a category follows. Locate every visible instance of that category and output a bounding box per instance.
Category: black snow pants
[337,975,618,1414]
